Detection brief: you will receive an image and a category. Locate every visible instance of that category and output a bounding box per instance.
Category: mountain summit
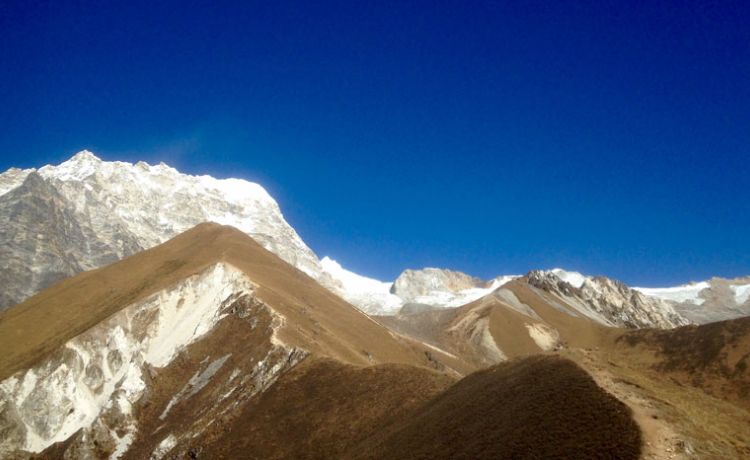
[1,151,747,329]
[0,151,329,309]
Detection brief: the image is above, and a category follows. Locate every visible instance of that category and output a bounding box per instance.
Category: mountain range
[3,151,749,325]
[1,151,749,459]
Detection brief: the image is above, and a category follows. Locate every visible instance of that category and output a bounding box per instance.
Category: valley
[0,153,748,459]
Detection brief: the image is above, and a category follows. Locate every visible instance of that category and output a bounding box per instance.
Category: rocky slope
[376,277,618,369]
[321,260,519,315]
[525,270,689,329]
[635,276,750,324]
[0,224,440,459]
[327,259,689,329]
[3,150,735,332]
[376,270,693,370]
[1,224,748,459]
[0,151,329,310]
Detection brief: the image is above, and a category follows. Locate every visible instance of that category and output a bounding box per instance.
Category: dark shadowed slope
[192,356,641,460]
[193,358,456,459]
[353,355,641,460]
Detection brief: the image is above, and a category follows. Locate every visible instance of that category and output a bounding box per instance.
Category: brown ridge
[0,222,434,380]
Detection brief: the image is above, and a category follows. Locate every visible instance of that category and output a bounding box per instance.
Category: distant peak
[39,150,104,181]
[547,268,588,288]
[70,150,101,162]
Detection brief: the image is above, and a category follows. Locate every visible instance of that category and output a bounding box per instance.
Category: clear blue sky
[1,1,748,286]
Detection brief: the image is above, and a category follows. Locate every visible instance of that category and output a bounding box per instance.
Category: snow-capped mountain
[2,150,744,330]
[635,277,750,324]
[0,224,435,459]
[526,270,689,328]
[390,268,519,312]
[535,269,750,325]
[320,260,519,315]
[635,282,711,305]
[322,261,690,328]
[320,257,403,314]
[0,151,330,309]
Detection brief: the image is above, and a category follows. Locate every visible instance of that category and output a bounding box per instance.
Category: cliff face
[0,151,330,310]
[526,270,689,329]
[0,263,304,457]
[0,171,141,309]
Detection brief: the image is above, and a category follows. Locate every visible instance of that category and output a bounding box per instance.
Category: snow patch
[731,283,750,305]
[549,268,587,288]
[320,257,403,314]
[635,282,709,305]
[110,430,136,460]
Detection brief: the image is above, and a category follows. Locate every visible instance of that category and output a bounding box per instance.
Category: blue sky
[1,1,748,285]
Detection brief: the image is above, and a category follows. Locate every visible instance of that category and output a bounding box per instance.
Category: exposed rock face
[319,257,403,315]
[636,276,750,324]
[321,260,520,314]
[325,260,693,329]
[0,151,330,310]
[0,223,449,459]
[526,270,689,329]
[385,268,512,311]
[0,171,142,309]
[0,263,305,459]
[391,268,486,301]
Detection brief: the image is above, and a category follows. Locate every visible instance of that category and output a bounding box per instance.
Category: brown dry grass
[553,316,750,458]
[190,355,641,460]
[354,355,641,460]
[616,317,750,410]
[8,223,747,459]
[193,357,456,459]
[0,223,438,381]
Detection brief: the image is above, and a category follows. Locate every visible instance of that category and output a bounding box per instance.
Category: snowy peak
[321,263,522,314]
[388,268,519,311]
[320,257,402,314]
[548,268,587,288]
[70,149,101,163]
[0,150,325,309]
[525,269,689,328]
[39,149,103,181]
[0,167,34,197]
[72,149,99,159]
[634,282,709,306]
[35,151,275,207]
[634,276,750,323]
